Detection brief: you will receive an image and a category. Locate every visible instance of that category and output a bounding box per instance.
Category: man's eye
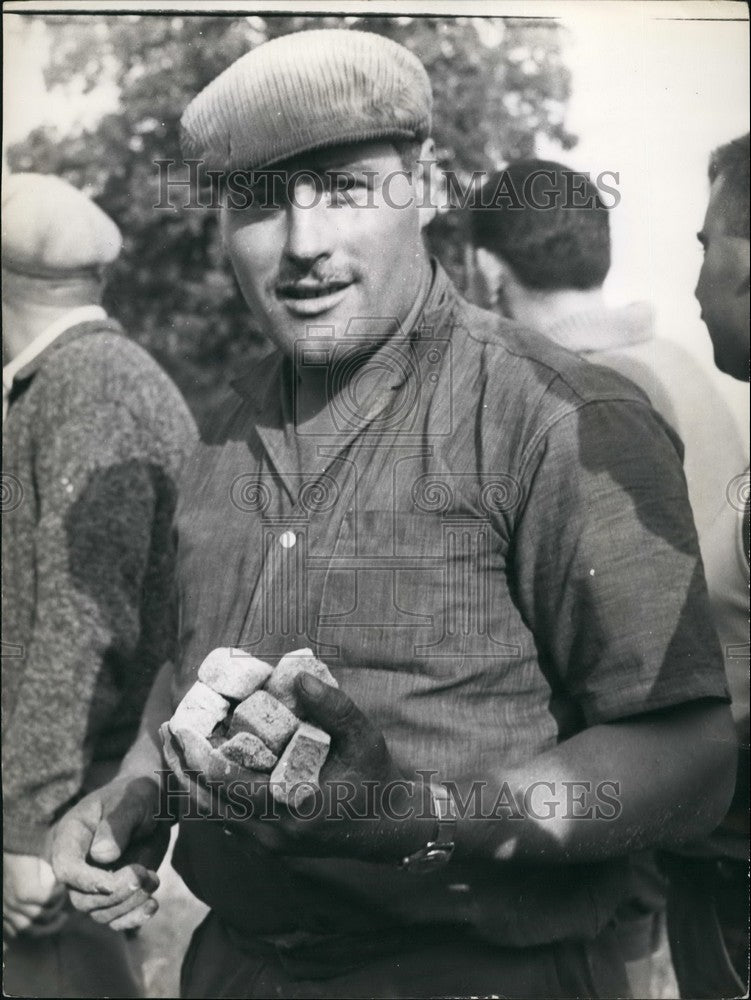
[326,177,372,207]
[223,177,287,214]
[226,200,282,221]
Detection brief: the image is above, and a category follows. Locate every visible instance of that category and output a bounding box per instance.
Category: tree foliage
[9,13,576,425]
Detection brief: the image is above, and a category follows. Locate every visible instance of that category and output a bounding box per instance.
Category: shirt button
[279,531,296,549]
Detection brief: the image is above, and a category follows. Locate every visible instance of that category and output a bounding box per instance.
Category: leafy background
[8,13,575,428]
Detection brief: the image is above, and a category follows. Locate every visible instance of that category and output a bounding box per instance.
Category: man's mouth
[277,280,351,299]
[276,280,353,315]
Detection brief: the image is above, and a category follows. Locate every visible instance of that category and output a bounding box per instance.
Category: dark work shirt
[171,262,729,949]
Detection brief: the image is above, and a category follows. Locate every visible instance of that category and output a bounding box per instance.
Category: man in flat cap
[53,30,736,998]
[2,173,196,996]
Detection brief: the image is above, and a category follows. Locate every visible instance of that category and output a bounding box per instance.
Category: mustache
[271,262,357,294]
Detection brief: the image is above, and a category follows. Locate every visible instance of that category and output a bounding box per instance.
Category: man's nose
[285,182,334,265]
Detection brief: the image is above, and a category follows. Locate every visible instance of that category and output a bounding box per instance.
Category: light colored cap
[180,28,432,171]
[2,173,122,279]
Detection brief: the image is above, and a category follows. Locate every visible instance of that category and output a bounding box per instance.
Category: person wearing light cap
[2,173,196,997]
[2,173,122,415]
[52,30,735,998]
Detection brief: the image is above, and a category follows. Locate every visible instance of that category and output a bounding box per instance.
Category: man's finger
[68,863,159,913]
[3,881,66,910]
[3,892,65,926]
[3,909,33,934]
[29,894,68,922]
[161,733,189,792]
[52,818,115,895]
[171,725,214,774]
[67,886,125,912]
[161,724,197,784]
[88,778,159,865]
[117,823,172,874]
[3,898,48,922]
[24,909,70,938]
[70,877,158,915]
[108,863,159,895]
[89,812,137,866]
[108,898,159,932]
[87,883,158,924]
[204,748,268,793]
[163,727,219,815]
[296,673,369,745]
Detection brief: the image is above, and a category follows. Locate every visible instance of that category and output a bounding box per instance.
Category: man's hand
[169,674,433,862]
[51,774,170,931]
[3,853,68,940]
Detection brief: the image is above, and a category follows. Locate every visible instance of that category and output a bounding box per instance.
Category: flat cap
[180,28,432,171]
[2,173,122,278]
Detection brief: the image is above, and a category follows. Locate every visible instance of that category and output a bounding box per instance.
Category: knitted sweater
[2,319,196,853]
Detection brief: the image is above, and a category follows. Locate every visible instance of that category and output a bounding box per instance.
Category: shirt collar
[543,301,654,355]
[3,305,107,399]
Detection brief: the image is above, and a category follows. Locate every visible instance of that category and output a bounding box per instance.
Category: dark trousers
[181,911,631,999]
[2,908,144,998]
[663,854,749,999]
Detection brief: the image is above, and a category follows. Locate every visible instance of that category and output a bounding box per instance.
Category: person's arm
[192,675,734,865]
[449,699,735,862]
[2,401,165,855]
[51,658,175,930]
[186,398,736,864]
[4,396,179,936]
[118,654,177,782]
[464,396,738,861]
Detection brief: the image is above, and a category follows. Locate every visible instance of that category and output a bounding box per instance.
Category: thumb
[89,793,148,865]
[296,674,370,749]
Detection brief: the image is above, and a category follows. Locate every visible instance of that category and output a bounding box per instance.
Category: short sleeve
[512,398,730,725]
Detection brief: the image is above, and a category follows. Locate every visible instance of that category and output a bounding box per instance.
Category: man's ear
[474,247,507,309]
[415,137,443,231]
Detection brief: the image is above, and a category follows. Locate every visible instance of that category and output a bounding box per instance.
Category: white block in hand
[216,731,278,773]
[270,723,331,807]
[198,647,272,701]
[170,680,229,739]
[229,690,299,755]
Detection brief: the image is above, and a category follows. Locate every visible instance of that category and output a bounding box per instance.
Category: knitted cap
[2,173,121,278]
[180,29,432,171]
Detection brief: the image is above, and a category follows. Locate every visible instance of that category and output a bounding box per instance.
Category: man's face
[695,176,750,380]
[222,140,431,355]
